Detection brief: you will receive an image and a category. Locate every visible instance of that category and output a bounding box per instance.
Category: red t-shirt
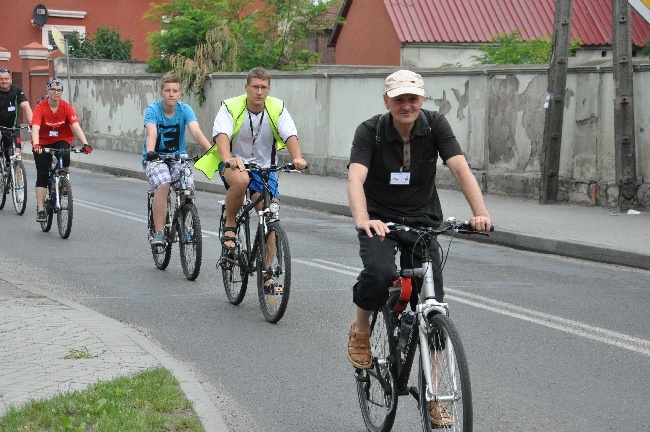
[31,99,78,145]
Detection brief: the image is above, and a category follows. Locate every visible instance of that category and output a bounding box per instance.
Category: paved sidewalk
[4,147,647,431]
[0,275,229,431]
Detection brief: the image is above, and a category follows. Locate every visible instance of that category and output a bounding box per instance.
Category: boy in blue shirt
[143,72,212,246]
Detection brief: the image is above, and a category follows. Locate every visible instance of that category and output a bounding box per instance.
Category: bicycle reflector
[388,277,412,312]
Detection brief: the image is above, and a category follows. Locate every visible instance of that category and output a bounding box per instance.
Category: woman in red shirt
[31,77,91,223]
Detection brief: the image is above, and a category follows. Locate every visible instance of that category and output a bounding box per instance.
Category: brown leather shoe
[429,402,454,428]
[347,324,372,369]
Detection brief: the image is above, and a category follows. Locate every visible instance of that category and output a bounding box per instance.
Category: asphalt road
[1,166,649,431]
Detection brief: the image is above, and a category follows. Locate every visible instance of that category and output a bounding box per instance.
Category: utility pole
[612,0,638,211]
[540,0,574,204]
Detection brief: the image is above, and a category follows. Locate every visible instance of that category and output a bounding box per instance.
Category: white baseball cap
[384,70,425,97]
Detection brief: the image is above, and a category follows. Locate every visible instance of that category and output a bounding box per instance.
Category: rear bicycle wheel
[179,202,202,281]
[356,305,398,432]
[57,177,73,239]
[0,159,7,210]
[419,314,472,432]
[257,222,291,323]
[220,210,249,304]
[11,160,27,215]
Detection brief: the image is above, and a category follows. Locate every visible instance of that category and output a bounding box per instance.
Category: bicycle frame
[44,148,70,210]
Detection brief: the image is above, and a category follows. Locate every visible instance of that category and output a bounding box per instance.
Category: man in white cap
[346,69,491,427]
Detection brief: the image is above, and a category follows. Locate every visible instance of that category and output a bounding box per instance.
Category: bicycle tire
[179,202,202,281]
[220,211,249,305]
[56,177,73,239]
[256,222,291,323]
[0,159,7,210]
[357,305,398,432]
[418,314,472,432]
[11,159,27,215]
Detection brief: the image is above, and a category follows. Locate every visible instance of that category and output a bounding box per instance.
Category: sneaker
[150,231,167,246]
[36,210,47,222]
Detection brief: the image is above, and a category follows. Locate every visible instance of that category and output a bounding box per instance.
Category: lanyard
[248,109,265,156]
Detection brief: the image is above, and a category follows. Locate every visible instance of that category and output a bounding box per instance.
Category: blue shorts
[218,162,280,199]
[145,160,195,191]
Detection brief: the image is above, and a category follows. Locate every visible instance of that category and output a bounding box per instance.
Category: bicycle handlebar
[224,162,307,173]
[386,217,494,236]
[156,153,198,163]
[0,125,31,133]
[42,147,87,155]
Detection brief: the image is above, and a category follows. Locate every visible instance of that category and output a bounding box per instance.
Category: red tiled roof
[383,0,650,46]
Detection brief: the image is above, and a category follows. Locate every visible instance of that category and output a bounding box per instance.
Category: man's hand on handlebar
[357,219,391,239]
[292,158,307,170]
[225,157,245,171]
[468,215,492,232]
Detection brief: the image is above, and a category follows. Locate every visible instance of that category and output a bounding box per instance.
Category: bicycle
[355,218,492,432]
[0,125,29,215]
[40,147,87,239]
[217,162,303,323]
[147,154,202,281]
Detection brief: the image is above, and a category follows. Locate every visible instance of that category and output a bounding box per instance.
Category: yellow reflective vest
[194,94,287,180]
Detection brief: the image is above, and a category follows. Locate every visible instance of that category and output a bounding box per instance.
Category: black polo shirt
[349,109,463,228]
[0,85,28,127]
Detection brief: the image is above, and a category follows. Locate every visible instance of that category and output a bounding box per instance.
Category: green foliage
[471,29,580,65]
[62,26,133,61]
[642,39,650,57]
[144,0,339,100]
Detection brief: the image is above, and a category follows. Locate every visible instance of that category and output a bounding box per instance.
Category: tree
[144,0,339,100]
[472,29,580,65]
[60,26,133,61]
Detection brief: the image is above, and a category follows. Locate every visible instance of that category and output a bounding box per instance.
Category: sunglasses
[0,68,10,73]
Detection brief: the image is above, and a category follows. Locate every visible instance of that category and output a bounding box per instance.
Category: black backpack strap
[375,113,386,143]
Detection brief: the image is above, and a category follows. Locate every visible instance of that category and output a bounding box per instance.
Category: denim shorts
[218,162,280,199]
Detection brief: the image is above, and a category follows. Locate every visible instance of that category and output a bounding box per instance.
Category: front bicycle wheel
[256,222,291,323]
[40,191,53,232]
[220,211,249,305]
[356,305,398,432]
[179,202,202,281]
[11,160,27,215]
[0,159,7,210]
[418,314,472,432]
[57,177,73,239]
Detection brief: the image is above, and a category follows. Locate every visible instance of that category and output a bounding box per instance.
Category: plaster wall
[57,59,650,207]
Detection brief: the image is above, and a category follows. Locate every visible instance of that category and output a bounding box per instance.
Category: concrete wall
[57,59,650,208]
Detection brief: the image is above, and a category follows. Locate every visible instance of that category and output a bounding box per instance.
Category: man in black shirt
[0,68,33,165]
[346,69,491,426]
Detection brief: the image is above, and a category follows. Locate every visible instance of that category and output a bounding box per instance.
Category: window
[42,25,86,50]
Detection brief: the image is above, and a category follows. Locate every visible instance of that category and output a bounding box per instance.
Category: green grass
[0,367,205,432]
[63,347,95,360]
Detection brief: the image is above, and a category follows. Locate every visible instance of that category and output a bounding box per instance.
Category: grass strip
[0,367,205,431]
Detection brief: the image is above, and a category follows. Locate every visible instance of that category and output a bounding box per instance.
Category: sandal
[347,324,372,369]
[221,226,237,251]
[429,402,454,428]
[263,275,283,294]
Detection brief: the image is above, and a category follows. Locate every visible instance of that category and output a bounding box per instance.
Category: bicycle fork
[416,259,453,404]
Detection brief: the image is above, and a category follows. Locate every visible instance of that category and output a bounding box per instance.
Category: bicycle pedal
[354,371,370,382]
[408,386,420,402]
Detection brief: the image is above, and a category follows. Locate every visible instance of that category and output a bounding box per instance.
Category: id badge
[390,172,410,185]
[49,130,58,137]
[8,106,15,112]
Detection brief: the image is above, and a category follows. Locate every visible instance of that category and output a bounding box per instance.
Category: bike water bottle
[398,311,415,353]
